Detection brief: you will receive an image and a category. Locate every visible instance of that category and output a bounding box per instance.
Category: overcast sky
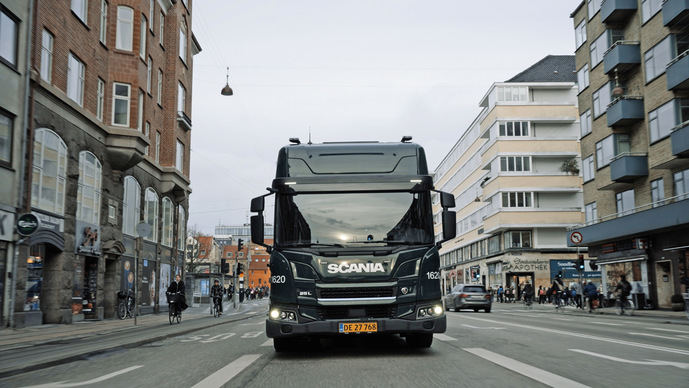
[188,0,581,234]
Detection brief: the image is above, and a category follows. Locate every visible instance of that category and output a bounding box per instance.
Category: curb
[0,310,265,379]
[559,308,689,324]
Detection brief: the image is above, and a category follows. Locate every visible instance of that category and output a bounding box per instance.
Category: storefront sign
[76,221,101,255]
[550,259,601,280]
[34,212,64,233]
[16,213,40,236]
[503,258,549,272]
[0,210,15,241]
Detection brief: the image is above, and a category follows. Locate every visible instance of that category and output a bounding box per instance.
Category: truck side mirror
[440,192,455,208]
[250,196,265,213]
[442,210,456,241]
[251,214,264,245]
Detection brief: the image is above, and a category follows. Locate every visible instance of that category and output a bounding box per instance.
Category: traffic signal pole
[578,246,583,310]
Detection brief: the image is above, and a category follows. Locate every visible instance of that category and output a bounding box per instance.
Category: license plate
[339,322,378,333]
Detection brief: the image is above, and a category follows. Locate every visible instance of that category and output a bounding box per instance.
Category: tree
[185,225,205,273]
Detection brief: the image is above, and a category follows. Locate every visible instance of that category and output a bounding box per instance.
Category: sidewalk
[494,300,688,322]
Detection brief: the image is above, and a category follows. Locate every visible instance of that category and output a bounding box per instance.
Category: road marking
[241,331,263,338]
[191,354,262,388]
[570,349,689,370]
[590,321,622,326]
[260,339,273,347]
[463,348,589,388]
[461,324,505,330]
[240,322,265,326]
[628,332,683,340]
[551,317,572,321]
[502,312,544,318]
[24,366,143,387]
[434,333,457,341]
[181,334,210,342]
[448,314,689,356]
[650,327,689,334]
[200,333,236,343]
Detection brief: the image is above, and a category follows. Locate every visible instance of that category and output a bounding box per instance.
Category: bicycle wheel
[117,301,126,320]
[177,313,181,324]
[169,305,174,325]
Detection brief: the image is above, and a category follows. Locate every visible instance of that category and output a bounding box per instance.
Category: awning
[28,229,65,251]
[597,256,646,265]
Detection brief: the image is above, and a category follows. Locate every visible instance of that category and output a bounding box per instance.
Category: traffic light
[577,254,585,271]
[237,238,244,252]
[589,260,598,271]
[557,271,563,279]
[221,259,229,274]
[235,263,244,277]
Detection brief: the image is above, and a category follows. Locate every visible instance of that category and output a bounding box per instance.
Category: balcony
[104,126,148,170]
[601,0,638,23]
[609,153,648,182]
[666,51,689,90]
[663,0,689,26]
[603,41,640,74]
[177,111,192,131]
[606,96,644,127]
[672,121,689,157]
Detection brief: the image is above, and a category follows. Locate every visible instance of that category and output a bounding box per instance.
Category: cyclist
[167,274,187,317]
[551,276,565,310]
[522,282,534,307]
[211,279,224,315]
[614,275,632,315]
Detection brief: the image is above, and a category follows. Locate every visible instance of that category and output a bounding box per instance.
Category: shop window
[26,244,45,311]
[76,151,102,225]
[32,128,68,215]
[122,176,140,236]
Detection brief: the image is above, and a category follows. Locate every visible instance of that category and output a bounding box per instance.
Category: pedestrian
[614,275,632,315]
[538,286,545,304]
[522,282,534,306]
[584,281,597,313]
[551,277,564,309]
[563,286,570,306]
[497,286,504,303]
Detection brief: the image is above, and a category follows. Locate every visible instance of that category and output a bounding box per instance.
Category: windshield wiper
[282,242,345,248]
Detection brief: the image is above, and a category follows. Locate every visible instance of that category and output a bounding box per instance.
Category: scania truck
[249,137,457,351]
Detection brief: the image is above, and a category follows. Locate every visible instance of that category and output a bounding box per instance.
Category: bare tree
[185,225,205,273]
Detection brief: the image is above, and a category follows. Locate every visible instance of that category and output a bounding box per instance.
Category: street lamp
[220,66,233,96]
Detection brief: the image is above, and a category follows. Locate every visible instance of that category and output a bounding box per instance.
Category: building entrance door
[506,272,535,300]
[655,261,673,308]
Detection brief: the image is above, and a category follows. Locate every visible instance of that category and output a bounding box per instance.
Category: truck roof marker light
[285,181,297,185]
[410,179,422,183]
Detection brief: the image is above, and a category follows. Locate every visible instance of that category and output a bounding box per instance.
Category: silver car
[444,284,492,313]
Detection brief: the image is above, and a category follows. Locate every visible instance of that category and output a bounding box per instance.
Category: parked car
[444,284,492,313]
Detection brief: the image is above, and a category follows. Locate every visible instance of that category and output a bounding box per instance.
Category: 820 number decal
[271,275,286,284]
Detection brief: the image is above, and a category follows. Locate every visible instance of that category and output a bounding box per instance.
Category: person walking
[614,275,633,315]
[551,277,565,309]
[522,282,534,307]
[584,281,598,313]
[497,286,504,303]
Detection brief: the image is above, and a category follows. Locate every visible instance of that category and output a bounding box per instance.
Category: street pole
[578,246,583,310]
[135,236,142,326]
[233,256,238,310]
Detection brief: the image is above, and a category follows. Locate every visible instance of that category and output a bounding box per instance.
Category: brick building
[568,0,689,308]
[9,0,200,327]
[247,238,272,289]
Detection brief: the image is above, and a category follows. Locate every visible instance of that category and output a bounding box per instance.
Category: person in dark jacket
[211,279,224,314]
[614,275,632,315]
[167,274,187,315]
[522,282,534,306]
[584,281,598,313]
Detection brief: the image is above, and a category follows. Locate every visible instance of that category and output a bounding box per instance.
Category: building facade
[8,0,199,327]
[435,56,596,295]
[1,0,32,327]
[568,0,689,308]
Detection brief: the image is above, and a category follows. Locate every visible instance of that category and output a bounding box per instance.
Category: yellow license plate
[339,322,378,333]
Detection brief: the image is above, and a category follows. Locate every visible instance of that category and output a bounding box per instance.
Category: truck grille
[318,287,395,299]
[319,305,395,320]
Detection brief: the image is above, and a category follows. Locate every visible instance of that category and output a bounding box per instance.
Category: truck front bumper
[266,315,446,338]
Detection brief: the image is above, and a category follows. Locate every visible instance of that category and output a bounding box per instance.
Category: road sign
[570,231,583,245]
[16,213,40,236]
[136,222,152,238]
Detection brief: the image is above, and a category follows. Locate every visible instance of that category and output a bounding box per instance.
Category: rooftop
[506,55,577,83]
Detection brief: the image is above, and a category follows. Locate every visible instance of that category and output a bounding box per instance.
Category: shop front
[598,256,650,308]
[73,220,102,320]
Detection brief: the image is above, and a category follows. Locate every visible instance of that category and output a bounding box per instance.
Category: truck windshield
[276,191,433,247]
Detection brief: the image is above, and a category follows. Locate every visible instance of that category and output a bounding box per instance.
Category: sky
[188,0,582,234]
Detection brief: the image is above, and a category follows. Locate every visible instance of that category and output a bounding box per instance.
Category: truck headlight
[417,304,444,319]
[270,309,280,319]
[269,308,297,322]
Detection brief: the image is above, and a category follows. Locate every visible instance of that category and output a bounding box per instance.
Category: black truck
[249,137,456,351]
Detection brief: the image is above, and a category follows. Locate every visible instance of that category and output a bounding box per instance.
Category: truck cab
[249,138,456,351]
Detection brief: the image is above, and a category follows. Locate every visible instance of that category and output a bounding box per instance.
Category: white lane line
[463,348,589,388]
[448,314,689,356]
[590,321,622,326]
[628,332,683,340]
[260,339,273,347]
[551,317,572,321]
[24,366,143,387]
[650,327,689,334]
[570,349,689,369]
[502,312,545,318]
[434,333,457,341]
[461,324,505,330]
[240,322,265,326]
[190,354,262,388]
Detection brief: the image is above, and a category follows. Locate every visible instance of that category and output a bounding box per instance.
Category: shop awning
[28,229,64,251]
[597,255,646,265]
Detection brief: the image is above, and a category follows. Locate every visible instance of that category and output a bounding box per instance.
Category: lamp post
[221,66,233,96]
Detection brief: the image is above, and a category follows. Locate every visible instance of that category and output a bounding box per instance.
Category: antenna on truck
[401,136,412,143]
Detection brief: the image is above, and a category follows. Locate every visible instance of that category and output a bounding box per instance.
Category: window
[488,235,500,253]
[651,178,665,207]
[585,202,597,223]
[99,0,107,44]
[501,192,533,208]
[616,189,635,216]
[122,176,141,236]
[583,155,595,182]
[596,134,629,168]
[144,122,150,155]
[675,168,689,200]
[159,12,164,45]
[71,0,88,24]
[112,82,130,126]
[96,78,105,121]
[144,188,159,242]
[137,90,144,131]
[77,152,102,225]
[641,0,663,23]
[590,30,623,67]
[176,139,184,171]
[580,110,592,137]
[577,65,589,93]
[149,0,154,32]
[155,131,161,163]
[498,121,529,137]
[649,99,688,143]
[67,53,85,106]
[496,86,528,103]
[587,0,603,19]
[0,111,12,164]
[499,156,531,172]
[40,30,53,82]
[140,15,147,60]
[178,206,186,250]
[644,36,673,83]
[592,82,612,118]
[157,69,163,105]
[575,20,587,49]
[32,129,68,215]
[0,6,18,67]
[162,197,173,247]
[506,231,531,248]
[116,6,133,51]
[146,57,152,93]
[227,252,233,258]
[179,22,187,63]
[238,252,244,258]
[177,82,186,113]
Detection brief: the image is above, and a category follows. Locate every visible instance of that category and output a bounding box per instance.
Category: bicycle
[212,297,222,318]
[615,295,635,316]
[117,290,135,320]
[522,295,534,310]
[167,292,182,325]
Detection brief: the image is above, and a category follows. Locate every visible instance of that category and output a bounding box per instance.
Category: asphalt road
[1,301,688,387]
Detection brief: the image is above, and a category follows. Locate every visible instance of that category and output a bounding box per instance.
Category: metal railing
[667,49,689,68]
[603,40,640,56]
[610,151,647,162]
